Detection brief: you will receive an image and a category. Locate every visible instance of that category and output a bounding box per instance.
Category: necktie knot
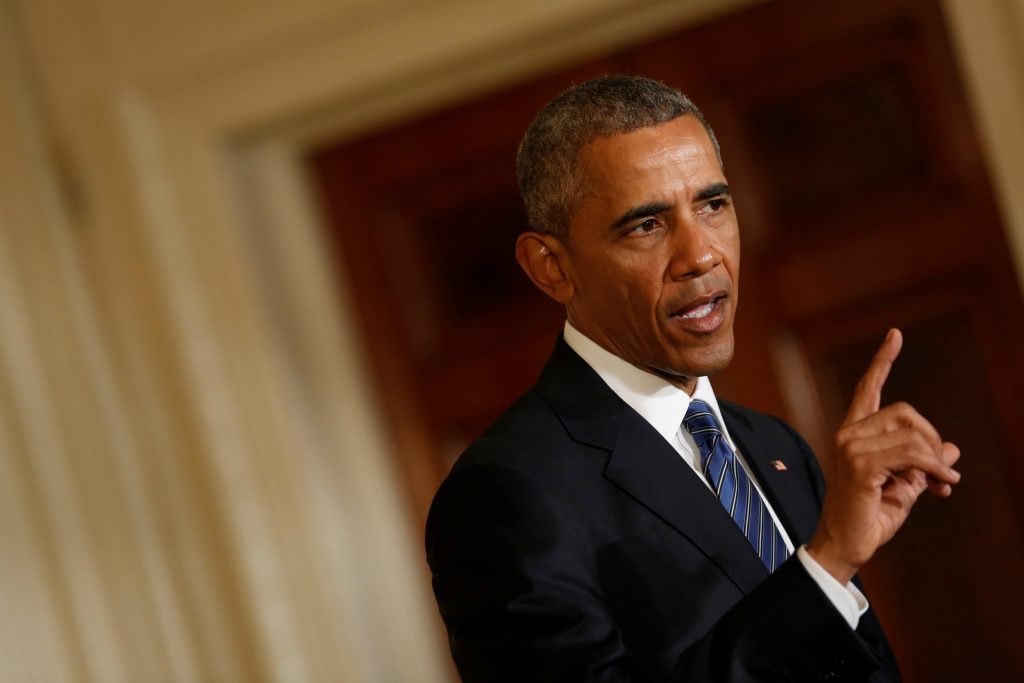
[683,399,732,472]
[682,399,718,430]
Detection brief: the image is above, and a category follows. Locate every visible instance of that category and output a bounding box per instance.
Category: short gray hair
[516,74,720,238]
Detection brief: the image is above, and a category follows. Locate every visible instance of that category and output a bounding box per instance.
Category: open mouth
[672,293,726,319]
[669,293,728,332]
[679,300,717,319]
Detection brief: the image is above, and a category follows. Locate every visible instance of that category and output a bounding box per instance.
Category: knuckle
[909,430,928,449]
[910,428,940,455]
[850,455,872,477]
[901,401,925,421]
[834,427,855,450]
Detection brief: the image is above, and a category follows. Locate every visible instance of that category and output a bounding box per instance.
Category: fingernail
[885,328,895,342]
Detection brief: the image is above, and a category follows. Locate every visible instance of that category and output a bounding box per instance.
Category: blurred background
[2,0,1023,680]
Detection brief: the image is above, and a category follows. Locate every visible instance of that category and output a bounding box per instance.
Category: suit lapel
[604,411,770,593]
[720,403,821,546]
[536,339,769,594]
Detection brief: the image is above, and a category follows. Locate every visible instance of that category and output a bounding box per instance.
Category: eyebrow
[608,182,731,232]
[695,182,731,202]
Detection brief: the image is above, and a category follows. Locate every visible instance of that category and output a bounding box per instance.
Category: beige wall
[942,0,1024,287]
[0,0,1021,680]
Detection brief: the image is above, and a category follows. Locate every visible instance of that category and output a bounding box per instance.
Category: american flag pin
[771,460,787,471]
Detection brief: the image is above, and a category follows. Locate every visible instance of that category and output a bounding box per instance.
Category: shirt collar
[562,320,733,446]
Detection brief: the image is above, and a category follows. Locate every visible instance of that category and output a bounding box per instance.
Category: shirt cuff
[795,545,869,630]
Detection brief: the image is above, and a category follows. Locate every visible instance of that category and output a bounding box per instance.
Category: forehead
[578,116,722,200]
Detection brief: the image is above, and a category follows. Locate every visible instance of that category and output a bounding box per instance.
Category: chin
[685,339,735,378]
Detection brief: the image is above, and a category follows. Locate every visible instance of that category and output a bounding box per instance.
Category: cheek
[714,233,740,284]
[573,248,670,324]
[619,269,664,307]
[726,229,741,270]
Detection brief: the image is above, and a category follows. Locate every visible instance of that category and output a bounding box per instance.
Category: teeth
[681,301,715,319]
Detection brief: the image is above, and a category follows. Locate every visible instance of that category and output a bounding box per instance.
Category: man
[425,75,960,681]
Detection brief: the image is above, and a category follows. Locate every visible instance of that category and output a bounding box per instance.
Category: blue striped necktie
[683,400,789,572]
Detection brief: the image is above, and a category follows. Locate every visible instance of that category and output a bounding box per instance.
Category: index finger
[843,328,902,426]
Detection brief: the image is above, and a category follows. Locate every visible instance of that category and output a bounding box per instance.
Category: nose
[667,215,719,280]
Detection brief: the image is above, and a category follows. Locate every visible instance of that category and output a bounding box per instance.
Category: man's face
[561,115,740,391]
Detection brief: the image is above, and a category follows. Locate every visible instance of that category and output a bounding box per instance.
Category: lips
[669,292,728,333]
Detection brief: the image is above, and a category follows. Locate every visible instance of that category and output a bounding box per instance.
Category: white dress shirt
[563,321,867,629]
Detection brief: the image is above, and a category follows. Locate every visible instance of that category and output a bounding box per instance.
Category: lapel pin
[770,459,787,471]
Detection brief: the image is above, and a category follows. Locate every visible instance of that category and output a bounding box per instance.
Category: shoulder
[424,386,603,588]
[425,374,614,553]
[429,385,580,506]
[445,388,580,480]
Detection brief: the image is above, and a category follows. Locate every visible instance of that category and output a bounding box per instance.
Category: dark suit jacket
[426,338,900,682]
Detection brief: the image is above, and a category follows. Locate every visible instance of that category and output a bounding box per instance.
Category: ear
[515,231,575,304]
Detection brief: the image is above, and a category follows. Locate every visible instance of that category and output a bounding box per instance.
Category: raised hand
[806,329,961,584]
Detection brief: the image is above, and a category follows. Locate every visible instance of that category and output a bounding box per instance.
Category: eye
[629,218,661,235]
[696,194,737,219]
[700,197,731,214]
